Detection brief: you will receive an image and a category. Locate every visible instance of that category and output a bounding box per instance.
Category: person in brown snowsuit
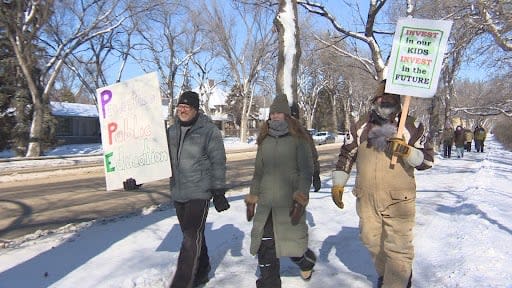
[330,81,434,288]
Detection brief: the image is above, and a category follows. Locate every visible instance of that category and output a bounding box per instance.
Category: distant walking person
[454,126,465,158]
[463,128,473,152]
[167,91,230,288]
[330,81,434,288]
[474,125,487,152]
[245,93,316,287]
[442,126,454,158]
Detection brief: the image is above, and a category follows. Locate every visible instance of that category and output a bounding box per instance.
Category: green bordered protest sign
[96,72,171,191]
[385,17,453,98]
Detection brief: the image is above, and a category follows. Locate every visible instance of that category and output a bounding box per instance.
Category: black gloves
[210,188,230,212]
[312,173,321,192]
[123,178,142,191]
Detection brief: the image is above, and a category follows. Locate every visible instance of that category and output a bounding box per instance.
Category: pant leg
[380,199,415,288]
[195,233,211,280]
[475,141,482,152]
[456,147,463,158]
[356,194,386,277]
[256,213,281,288]
[170,199,210,288]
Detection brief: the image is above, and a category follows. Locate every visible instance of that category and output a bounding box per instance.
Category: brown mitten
[388,137,411,157]
[245,194,258,221]
[290,192,308,225]
[331,185,344,209]
[289,202,304,225]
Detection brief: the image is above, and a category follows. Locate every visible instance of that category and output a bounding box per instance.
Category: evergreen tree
[0,26,16,151]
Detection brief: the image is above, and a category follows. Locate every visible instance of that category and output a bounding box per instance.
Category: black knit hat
[178,91,200,110]
[270,93,291,115]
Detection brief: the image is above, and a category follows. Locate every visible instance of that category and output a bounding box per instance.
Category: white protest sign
[386,18,453,98]
[96,72,171,191]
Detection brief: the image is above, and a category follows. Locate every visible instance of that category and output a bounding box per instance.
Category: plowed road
[0,144,340,240]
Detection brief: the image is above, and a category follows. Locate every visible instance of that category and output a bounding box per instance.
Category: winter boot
[377,272,412,288]
[291,248,316,281]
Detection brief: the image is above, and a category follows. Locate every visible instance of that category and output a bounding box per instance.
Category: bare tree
[453,77,512,118]
[1,0,138,156]
[298,0,391,82]
[132,1,204,126]
[202,1,276,142]
[473,0,512,52]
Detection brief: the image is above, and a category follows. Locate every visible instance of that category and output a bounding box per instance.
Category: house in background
[51,101,170,145]
[51,80,258,144]
[51,101,101,144]
[194,80,233,135]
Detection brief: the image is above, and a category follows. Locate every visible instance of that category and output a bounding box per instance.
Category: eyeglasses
[177,104,192,111]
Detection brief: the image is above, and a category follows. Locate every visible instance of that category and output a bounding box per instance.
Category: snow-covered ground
[0,135,511,288]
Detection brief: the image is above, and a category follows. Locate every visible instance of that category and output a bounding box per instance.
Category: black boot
[291,248,316,281]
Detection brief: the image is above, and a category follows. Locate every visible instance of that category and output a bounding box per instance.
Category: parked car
[307,129,317,136]
[312,131,336,145]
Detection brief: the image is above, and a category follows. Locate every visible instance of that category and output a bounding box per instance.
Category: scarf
[368,123,397,152]
[268,120,289,137]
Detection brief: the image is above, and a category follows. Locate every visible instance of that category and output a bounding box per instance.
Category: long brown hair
[256,114,310,145]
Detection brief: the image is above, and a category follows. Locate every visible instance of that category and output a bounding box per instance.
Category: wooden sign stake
[390,95,411,169]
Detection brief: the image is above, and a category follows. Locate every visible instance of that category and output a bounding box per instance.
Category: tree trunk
[275,0,300,104]
[26,103,43,157]
[330,91,338,132]
[239,84,250,143]
[240,114,249,143]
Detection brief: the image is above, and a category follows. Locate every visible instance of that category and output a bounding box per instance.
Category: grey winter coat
[167,113,226,202]
[249,134,313,257]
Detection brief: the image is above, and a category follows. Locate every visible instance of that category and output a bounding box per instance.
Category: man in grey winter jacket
[167,91,229,288]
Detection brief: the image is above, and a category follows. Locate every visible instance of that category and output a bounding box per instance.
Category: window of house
[56,117,73,136]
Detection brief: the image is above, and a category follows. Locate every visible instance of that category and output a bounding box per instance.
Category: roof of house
[49,101,233,122]
[194,86,228,109]
[50,101,99,118]
[50,101,169,120]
